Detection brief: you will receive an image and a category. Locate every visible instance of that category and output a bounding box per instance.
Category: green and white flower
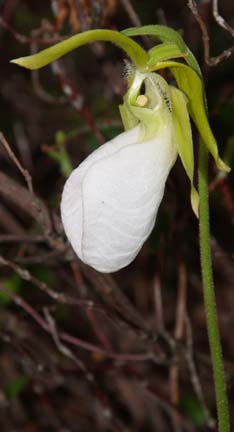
[61,72,178,272]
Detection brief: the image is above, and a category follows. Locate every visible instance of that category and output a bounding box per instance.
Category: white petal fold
[61,122,177,272]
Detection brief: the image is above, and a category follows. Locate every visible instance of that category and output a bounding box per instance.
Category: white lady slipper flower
[61,71,178,272]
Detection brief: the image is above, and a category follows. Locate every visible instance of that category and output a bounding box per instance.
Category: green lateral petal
[150,60,230,173]
[122,25,201,75]
[148,43,189,65]
[11,29,148,70]
[170,85,199,216]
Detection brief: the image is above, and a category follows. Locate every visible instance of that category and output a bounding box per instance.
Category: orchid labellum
[61,72,178,272]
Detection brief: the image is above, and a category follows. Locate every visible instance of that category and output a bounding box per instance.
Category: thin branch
[29,30,67,105]
[0,255,98,310]
[80,262,151,335]
[0,16,67,44]
[0,132,33,193]
[0,203,25,234]
[71,259,113,352]
[153,272,165,333]
[0,136,56,243]
[185,314,215,429]
[187,0,234,66]
[120,0,142,27]
[51,61,105,144]
[43,306,88,372]
[0,283,154,363]
[209,177,234,220]
[120,0,151,49]
[212,0,234,37]
[0,234,47,243]
[169,261,187,406]
[14,250,67,265]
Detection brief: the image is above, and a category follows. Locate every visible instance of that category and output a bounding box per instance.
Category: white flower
[61,71,178,272]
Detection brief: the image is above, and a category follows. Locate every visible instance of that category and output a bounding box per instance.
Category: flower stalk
[198,140,230,432]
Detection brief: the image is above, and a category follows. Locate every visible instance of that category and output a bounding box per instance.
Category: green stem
[198,140,230,432]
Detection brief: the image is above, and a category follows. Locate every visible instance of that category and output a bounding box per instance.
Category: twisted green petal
[11,29,148,70]
[170,85,199,216]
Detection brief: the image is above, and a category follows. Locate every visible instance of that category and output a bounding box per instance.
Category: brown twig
[212,0,234,37]
[13,122,34,173]
[209,177,234,220]
[120,0,151,49]
[0,132,33,193]
[29,30,67,105]
[0,282,154,362]
[0,134,57,244]
[0,16,67,44]
[0,204,25,234]
[0,255,98,310]
[120,0,141,27]
[0,171,53,236]
[153,272,165,333]
[169,262,187,405]
[145,384,195,431]
[43,306,88,372]
[14,250,67,265]
[187,0,234,66]
[0,234,48,243]
[51,60,105,144]
[71,259,113,352]
[80,263,151,335]
[185,314,215,428]
[31,66,67,105]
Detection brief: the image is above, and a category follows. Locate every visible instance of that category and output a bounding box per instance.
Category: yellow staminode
[136,95,148,107]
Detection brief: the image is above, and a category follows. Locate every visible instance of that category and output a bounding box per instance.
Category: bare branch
[185,314,215,428]
[0,16,67,44]
[51,60,105,144]
[43,306,88,372]
[71,259,113,352]
[187,0,234,66]
[0,132,33,193]
[0,255,97,310]
[169,261,187,406]
[120,0,142,27]
[0,134,57,244]
[0,171,53,240]
[153,272,165,333]
[0,234,47,243]
[0,281,154,362]
[212,0,234,37]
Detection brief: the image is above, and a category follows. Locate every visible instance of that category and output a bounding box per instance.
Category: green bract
[11,24,230,217]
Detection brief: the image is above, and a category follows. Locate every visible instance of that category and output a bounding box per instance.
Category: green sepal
[11,29,148,70]
[149,60,230,173]
[170,85,199,216]
[122,25,201,76]
[148,43,189,66]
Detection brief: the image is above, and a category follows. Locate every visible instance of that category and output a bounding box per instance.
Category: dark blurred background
[0,1,234,431]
